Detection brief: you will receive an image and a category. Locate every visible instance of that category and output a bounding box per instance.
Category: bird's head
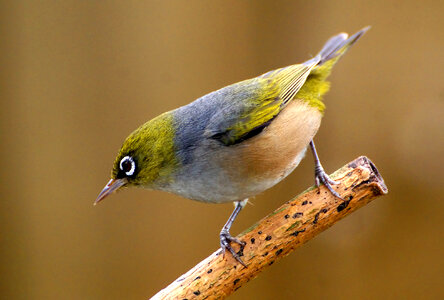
[95,112,178,204]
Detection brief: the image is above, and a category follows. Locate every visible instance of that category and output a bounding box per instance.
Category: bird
[95,27,369,266]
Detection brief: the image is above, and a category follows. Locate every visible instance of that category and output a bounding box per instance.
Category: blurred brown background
[1,1,443,299]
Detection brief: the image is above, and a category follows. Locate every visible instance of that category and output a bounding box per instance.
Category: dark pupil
[122,159,132,172]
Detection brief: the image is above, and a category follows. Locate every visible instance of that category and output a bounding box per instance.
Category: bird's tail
[295,27,369,112]
[317,26,370,66]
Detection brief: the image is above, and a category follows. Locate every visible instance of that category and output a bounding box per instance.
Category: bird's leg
[309,140,343,199]
[220,199,248,267]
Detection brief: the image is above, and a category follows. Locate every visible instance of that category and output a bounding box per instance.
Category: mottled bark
[151,156,388,300]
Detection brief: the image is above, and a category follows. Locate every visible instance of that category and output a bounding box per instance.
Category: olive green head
[95,112,179,204]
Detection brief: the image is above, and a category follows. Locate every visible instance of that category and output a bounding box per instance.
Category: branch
[151,156,388,299]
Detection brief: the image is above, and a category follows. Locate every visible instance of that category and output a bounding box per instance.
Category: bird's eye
[119,156,136,176]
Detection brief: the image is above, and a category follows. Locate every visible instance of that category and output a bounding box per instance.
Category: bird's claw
[220,230,247,267]
[314,165,343,200]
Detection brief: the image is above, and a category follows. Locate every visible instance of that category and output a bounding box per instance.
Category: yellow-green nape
[112,112,179,186]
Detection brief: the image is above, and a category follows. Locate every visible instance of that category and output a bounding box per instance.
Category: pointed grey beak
[94,178,127,205]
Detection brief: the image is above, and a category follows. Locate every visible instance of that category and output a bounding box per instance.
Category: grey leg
[309,140,342,199]
[220,199,248,267]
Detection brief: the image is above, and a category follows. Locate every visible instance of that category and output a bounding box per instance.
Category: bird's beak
[94,178,127,205]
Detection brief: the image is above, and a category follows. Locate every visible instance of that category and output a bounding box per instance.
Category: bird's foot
[314,164,343,200]
[220,229,247,267]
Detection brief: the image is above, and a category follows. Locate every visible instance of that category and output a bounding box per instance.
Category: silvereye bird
[96,27,369,266]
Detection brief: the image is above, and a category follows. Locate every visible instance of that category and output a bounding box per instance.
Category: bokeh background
[1,1,443,299]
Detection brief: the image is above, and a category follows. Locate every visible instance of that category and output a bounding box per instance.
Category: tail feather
[295,27,369,113]
[318,33,348,65]
[317,26,370,66]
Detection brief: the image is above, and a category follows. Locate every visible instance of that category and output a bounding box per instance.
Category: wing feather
[207,57,319,146]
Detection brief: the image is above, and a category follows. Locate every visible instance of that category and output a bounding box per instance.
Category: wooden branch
[151,156,388,300]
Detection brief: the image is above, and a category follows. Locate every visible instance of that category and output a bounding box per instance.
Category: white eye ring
[120,156,136,176]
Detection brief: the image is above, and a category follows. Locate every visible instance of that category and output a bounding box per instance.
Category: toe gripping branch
[314,162,343,199]
[219,199,248,267]
[220,229,246,267]
[310,140,343,200]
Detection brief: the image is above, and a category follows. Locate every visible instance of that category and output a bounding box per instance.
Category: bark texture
[151,156,388,300]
